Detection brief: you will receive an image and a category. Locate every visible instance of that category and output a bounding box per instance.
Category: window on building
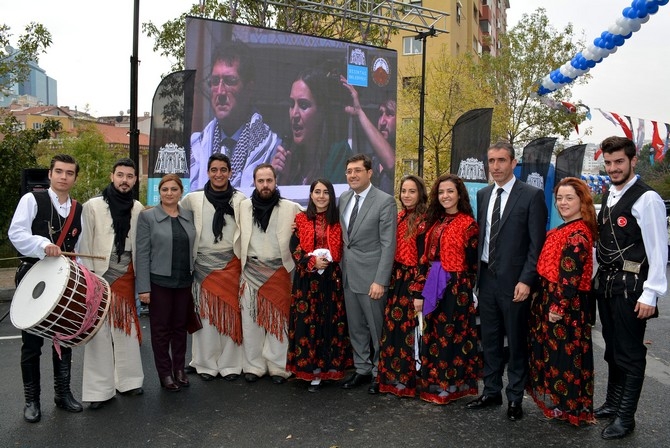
[402,36,423,55]
[402,159,419,176]
[456,2,462,25]
[32,122,42,130]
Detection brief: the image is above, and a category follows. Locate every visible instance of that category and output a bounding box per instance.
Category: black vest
[595,179,651,298]
[24,191,83,264]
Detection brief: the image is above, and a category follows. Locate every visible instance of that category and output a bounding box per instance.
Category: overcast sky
[5,0,669,144]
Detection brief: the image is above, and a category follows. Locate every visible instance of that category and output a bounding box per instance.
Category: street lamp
[415,26,436,177]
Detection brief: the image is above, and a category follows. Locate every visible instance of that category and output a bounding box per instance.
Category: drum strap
[55,200,78,251]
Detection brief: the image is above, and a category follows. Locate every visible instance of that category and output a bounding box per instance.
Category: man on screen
[190,41,281,190]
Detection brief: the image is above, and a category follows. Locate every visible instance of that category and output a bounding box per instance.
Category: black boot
[601,374,643,440]
[21,360,41,423]
[53,348,83,413]
[594,369,624,419]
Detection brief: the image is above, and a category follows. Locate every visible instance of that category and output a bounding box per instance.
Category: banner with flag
[450,108,493,211]
[147,70,196,205]
[635,118,645,154]
[652,121,665,163]
[547,145,586,228]
[521,137,556,192]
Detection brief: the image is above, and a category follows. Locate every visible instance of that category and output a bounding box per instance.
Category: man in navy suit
[339,153,397,394]
[466,141,547,421]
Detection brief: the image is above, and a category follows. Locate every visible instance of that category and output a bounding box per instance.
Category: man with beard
[79,158,145,409]
[181,154,245,381]
[190,41,281,190]
[9,154,84,423]
[238,164,301,384]
[593,136,667,440]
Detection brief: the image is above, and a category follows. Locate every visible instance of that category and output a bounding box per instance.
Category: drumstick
[61,252,107,260]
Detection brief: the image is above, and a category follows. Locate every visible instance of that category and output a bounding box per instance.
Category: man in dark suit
[466,141,547,421]
[339,154,397,394]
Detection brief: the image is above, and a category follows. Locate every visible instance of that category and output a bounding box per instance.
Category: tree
[0,116,61,246]
[36,123,127,203]
[0,22,52,93]
[143,0,393,74]
[480,8,589,148]
[396,51,495,183]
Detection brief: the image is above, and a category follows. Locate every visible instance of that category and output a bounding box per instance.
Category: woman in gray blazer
[137,175,196,392]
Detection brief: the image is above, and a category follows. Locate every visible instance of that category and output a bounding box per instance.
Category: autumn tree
[36,123,127,203]
[480,8,589,147]
[396,50,495,183]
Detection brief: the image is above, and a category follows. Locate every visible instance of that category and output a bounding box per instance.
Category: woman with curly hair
[413,174,481,404]
[527,177,598,426]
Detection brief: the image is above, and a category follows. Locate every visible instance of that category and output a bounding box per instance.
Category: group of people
[189,40,395,192]
[9,135,666,442]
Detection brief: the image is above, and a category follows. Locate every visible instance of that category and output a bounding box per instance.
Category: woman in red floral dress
[416,174,481,404]
[527,177,598,426]
[377,175,428,397]
[287,179,352,392]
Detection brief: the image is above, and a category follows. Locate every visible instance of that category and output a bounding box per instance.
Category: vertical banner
[183,18,397,203]
[521,137,556,229]
[450,108,493,212]
[147,70,196,205]
[551,144,586,228]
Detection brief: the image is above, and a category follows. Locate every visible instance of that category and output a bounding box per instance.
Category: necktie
[487,187,503,274]
[347,194,360,237]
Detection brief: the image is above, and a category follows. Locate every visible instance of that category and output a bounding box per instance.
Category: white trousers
[190,320,243,377]
[240,287,289,378]
[82,318,144,402]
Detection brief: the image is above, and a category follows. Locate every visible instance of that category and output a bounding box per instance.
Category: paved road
[0,276,668,447]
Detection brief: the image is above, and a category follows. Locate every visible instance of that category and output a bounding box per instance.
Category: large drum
[10,256,111,348]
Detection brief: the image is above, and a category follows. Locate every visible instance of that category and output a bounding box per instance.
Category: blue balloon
[647,3,659,14]
[625,7,638,18]
[601,31,611,40]
[538,86,551,95]
[623,32,633,40]
[605,39,615,50]
[587,59,597,68]
[550,71,560,82]
[594,37,604,48]
[633,0,646,10]
[622,6,633,17]
[658,0,669,6]
[613,35,625,46]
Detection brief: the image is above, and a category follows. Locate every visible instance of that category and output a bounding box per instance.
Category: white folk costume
[239,193,301,378]
[79,195,145,402]
[181,188,246,377]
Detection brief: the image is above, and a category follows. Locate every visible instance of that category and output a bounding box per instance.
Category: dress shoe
[23,402,41,423]
[119,387,144,396]
[88,398,113,410]
[271,375,287,385]
[223,374,240,382]
[308,383,322,393]
[341,373,373,389]
[184,366,197,374]
[160,376,181,392]
[466,394,503,409]
[507,401,523,421]
[174,370,190,387]
[368,382,380,395]
[199,373,216,381]
[244,373,260,383]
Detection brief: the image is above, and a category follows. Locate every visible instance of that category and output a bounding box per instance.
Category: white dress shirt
[8,188,81,259]
[481,177,516,263]
[343,182,373,233]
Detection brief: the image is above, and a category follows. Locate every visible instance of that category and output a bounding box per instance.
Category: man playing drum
[79,158,145,409]
[8,154,84,423]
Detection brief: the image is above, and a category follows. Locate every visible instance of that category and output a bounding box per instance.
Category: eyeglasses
[207,75,241,89]
[345,168,368,176]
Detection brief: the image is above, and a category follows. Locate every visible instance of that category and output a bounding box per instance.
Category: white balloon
[630,21,642,32]
[640,15,650,24]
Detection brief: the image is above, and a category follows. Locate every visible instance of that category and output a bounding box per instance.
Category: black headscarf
[102,183,134,262]
[251,188,281,232]
[203,180,236,243]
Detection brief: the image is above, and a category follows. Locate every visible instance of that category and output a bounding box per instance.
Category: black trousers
[598,293,649,378]
[477,268,530,402]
